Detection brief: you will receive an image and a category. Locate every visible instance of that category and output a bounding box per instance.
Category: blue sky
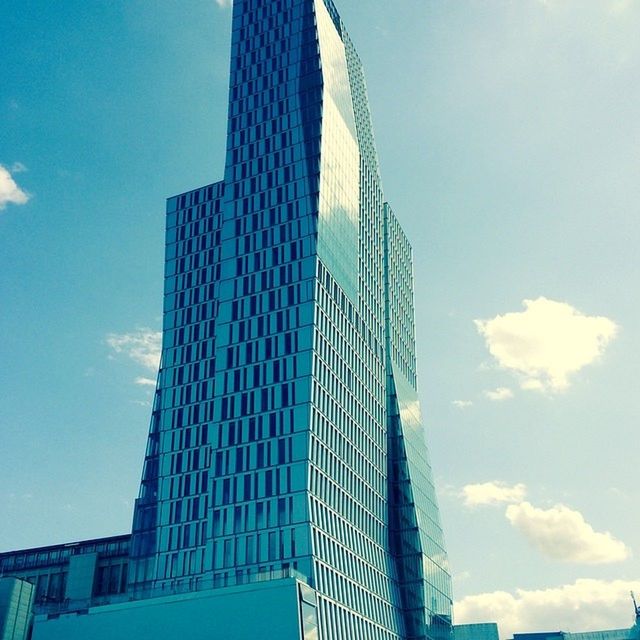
[1,1,638,636]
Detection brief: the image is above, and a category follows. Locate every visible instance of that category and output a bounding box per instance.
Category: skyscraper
[129,0,452,638]
[0,1,452,639]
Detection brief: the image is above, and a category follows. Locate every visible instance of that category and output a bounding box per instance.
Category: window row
[212,494,305,537]
[313,527,394,603]
[318,596,402,640]
[212,463,302,505]
[213,435,296,476]
[311,380,384,466]
[315,560,399,634]
[212,406,300,448]
[309,495,387,571]
[310,465,384,544]
[212,526,300,570]
[310,434,384,516]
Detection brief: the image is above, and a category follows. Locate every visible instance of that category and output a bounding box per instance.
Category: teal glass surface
[127,1,454,638]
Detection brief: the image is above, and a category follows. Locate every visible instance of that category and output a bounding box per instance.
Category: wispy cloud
[106,328,161,371]
[609,0,634,14]
[135,376,157,387]
[484,387,514,401]
[506,501,630,564]
[475,297,617,392]
[215,0,232,8]
[462,481,527,507]
[455,578,640,640]
[452,399,473,409]
[454,570,472,584]
[0,163,30,211]
[536,0,635,13]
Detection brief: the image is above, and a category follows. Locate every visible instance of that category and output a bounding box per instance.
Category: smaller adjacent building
[454,622,500,640]
[0,535,317,639]
[0,535,130,613]
[511,629,639,640]
[452,609,640,640]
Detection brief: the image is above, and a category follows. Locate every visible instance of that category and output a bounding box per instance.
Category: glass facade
[127,1,453,638]
[0,578,34,640]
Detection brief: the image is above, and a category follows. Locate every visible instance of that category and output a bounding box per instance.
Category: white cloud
[135,376,157,387]
[462,481,527,507]
[505,501,630,564]
[536,0,634,13]
[452,400,473,408]
[215,0,232,7]
[455,578,640,640]
[475,297,618,392]
[520,378,544,391]
[106,328,161,371]
[484,387,514,401]
[454,570,472,584]
[0,164,30,210]
[610,0,634,14]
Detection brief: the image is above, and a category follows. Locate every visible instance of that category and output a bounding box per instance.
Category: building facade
[453,623,500,640]
[129,0,452,637]
[1,1,452,639]
[510,624,640,640]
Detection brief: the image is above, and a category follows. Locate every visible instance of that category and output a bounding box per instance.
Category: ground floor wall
[32,578,312,640]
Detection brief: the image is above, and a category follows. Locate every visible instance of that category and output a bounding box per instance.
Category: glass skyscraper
[129,1,452,639]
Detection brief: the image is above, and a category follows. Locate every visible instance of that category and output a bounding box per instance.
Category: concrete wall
[32,578,304,640]
[65,553,98,601]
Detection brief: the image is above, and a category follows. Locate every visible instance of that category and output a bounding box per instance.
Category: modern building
[505,595,640,640]
[510,623,640,640]
[0,1,453,638]
[454,623,500,640]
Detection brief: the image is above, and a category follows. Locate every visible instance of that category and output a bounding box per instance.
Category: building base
[31,578,316,640]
